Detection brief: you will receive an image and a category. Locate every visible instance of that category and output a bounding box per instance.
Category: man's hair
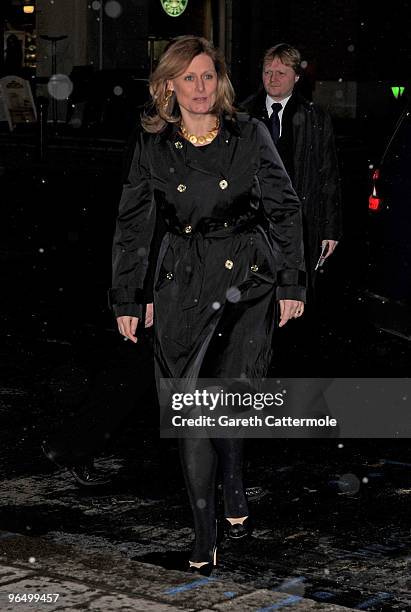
[262,43,302,74]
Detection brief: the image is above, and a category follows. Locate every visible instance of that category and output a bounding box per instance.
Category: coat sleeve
[318,111,343,240]
[108,131,156,318]
[255,121,306,302]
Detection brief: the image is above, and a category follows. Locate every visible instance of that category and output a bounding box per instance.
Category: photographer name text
[171,415,338,428]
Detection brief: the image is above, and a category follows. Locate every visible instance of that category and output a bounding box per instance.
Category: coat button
[166,272,173,279]
[177,184,187,192]
[225,259,234,270]
[175,141,183,149]
[184,225,192,234]
[219,179,229,190]
[250,264,259,272]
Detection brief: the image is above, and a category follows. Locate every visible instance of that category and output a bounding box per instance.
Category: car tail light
[369,167,382,210]
[369,195,382,211]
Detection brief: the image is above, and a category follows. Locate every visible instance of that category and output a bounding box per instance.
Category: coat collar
[152,113,243,179]
[242,88,314,121]
[154,113,242,145]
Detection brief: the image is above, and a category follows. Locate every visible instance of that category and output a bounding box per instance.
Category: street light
[23,5,35,14]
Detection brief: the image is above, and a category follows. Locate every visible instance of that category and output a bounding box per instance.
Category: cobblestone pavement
[0,385,410,612]
[0,531,360,611]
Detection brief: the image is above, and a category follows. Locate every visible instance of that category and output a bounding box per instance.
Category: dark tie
[268,102,282,144]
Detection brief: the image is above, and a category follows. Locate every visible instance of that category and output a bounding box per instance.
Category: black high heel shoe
[188,545,217,576]
[225,516,253,540]
[188,520,218,576]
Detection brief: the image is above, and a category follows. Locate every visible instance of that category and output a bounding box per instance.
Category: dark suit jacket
[241,90,343,284]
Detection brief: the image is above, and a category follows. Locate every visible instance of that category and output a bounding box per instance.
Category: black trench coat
[109,114,305,380]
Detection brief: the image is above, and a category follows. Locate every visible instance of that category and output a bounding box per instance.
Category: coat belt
[165,219,262,310]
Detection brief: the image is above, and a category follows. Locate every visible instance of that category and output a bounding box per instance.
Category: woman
[109,35,305,574]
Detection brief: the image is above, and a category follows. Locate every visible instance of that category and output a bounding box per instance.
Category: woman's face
[168,53,218,117]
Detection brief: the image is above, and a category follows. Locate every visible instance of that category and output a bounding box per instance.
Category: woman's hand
[145,303,154,328]
[278,300,304,327]
[117,316,139,343]
[116,304,154,343]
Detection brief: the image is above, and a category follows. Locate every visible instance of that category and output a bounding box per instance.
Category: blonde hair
[263,43,302,75]
[142,35,235,133]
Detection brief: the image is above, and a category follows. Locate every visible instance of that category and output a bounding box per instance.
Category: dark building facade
[1,1,410,125]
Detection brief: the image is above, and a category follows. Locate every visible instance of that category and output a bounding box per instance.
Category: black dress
[110,113,305,380]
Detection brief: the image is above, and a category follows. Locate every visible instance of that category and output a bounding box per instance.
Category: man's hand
[322,239,339,259]
[279,299,304,327]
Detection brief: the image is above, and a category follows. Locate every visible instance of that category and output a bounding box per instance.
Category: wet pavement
[0,531,361,611]
[0,133,411,610]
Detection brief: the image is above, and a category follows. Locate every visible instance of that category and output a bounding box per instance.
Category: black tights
[179,437,248,562]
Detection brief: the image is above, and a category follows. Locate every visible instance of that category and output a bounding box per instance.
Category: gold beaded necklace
[180,117,220,145]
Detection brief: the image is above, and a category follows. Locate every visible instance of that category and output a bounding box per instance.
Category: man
[242,45,342,502]
[242,43,342,295]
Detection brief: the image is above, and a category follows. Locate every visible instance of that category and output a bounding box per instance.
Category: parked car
[366,101,411,340]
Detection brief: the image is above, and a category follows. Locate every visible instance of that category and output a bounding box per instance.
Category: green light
[391,86,405,99]
[161,0,188,17]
